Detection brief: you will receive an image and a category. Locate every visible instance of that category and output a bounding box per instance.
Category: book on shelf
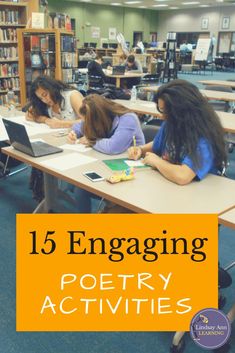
[0,10,19,25]
[31,52,46,69]
[48,35,55,51]
[61,35,76,52]
[48,13,66,29]
[31,36,40,50]
[0,63,18,77]
[0,77,19,90]
[41,52,55,68]
[0,28,17,42]
[0,46,18,60]
[61,52,77,68]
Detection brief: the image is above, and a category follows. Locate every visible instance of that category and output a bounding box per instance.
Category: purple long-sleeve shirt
[72,112,145,154]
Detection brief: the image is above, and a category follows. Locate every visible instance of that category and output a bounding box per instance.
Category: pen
[133,135,137,155]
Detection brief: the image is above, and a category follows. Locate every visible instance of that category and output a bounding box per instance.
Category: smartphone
[83,171,104,182]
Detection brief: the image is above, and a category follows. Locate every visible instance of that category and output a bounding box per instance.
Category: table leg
[33,172,58,213]
[116,77,121,88]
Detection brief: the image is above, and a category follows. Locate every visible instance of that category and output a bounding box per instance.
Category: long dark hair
[29,76,71,117]
[154,79,227,170]
[79,94,131,143]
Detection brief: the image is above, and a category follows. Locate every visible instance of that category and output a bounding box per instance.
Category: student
[128,79,227,185]
[123,54,143,88]
[125,54,143,73]
[25,76,83,128]
[87,53,110,84]
[67,94,145,212]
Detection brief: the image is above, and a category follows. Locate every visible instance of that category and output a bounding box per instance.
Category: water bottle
[7,89,15,116]
[7,89,15,106]
[131,85,137,101]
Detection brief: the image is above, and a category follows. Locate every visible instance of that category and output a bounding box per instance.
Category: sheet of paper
[39,152,97,171]
[60,143,92,153]
[124,159,145,167]
[0,115,65,141]
[30,138,45,143]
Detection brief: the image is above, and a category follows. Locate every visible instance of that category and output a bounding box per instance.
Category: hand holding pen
[127,135,142,160]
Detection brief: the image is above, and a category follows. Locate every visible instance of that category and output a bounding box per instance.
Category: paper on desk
[124,159,145,167]
[30,138,45,143]
[39,152,97,171]
[60,143,92,152]
[1,115,64,138]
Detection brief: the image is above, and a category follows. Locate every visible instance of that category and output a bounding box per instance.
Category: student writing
[25,76,83,128]
[128,79,227,185]
[67,94,145,212]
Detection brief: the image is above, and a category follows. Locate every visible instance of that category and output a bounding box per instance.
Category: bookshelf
[0,1,27,105]
[17,28,78,107]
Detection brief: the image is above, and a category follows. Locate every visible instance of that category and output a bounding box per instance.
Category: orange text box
[16,214,218,331]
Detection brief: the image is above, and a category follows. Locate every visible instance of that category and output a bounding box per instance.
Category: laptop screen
[112,65,125,75]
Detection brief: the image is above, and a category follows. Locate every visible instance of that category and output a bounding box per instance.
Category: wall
[48,1,235,51]
[156,6,235,52]
[48,0,159,46]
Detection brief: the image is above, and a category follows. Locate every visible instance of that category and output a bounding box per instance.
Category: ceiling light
[110,2,121,4]
[153,3,168,6]
[182,1,200,4]
[138,5,147,7]
[170,6,179,9]
[216,0,223,2]
[124,1,142,3]
[199,4,209,6]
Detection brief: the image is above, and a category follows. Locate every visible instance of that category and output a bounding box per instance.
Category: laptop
[112,65,125,75]
[3,118,63,157]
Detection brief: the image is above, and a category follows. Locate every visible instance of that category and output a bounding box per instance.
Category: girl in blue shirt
[128,79,227,185]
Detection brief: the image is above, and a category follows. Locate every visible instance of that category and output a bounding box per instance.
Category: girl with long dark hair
[128,79,227,185]
[26,76,83,128]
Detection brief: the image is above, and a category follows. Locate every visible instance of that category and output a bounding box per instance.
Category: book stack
[0,9,19,24]
[0,46,18,60]
[61,52,77,68]
[0,63,18,77]
[48,13,65,29]
[0,77,20,91]
[0,28,17,42]
[61,35,76,52]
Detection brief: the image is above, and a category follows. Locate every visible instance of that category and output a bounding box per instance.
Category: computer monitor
[109,43,118,49]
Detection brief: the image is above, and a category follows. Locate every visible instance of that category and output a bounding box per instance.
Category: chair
[140,74,160,86]
[204,85,233,112]
[141,124,160,143]
[87,75,104,90]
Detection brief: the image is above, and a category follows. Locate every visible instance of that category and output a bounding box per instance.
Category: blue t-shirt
[152,122,217,180]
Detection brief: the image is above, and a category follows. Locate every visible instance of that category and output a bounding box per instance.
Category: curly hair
[29,76,72,117]
[154,79,227,170]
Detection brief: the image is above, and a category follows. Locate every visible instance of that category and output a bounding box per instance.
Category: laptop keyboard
[31,141,61,155]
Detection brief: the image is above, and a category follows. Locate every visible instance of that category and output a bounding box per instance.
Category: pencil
[133,135,137,155]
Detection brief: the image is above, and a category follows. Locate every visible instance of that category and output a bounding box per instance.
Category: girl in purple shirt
[68,94,145,212]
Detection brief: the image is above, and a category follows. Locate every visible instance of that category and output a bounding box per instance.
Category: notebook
[3,118,63,157]
[112,65,125,75]
[103,158,149,171]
